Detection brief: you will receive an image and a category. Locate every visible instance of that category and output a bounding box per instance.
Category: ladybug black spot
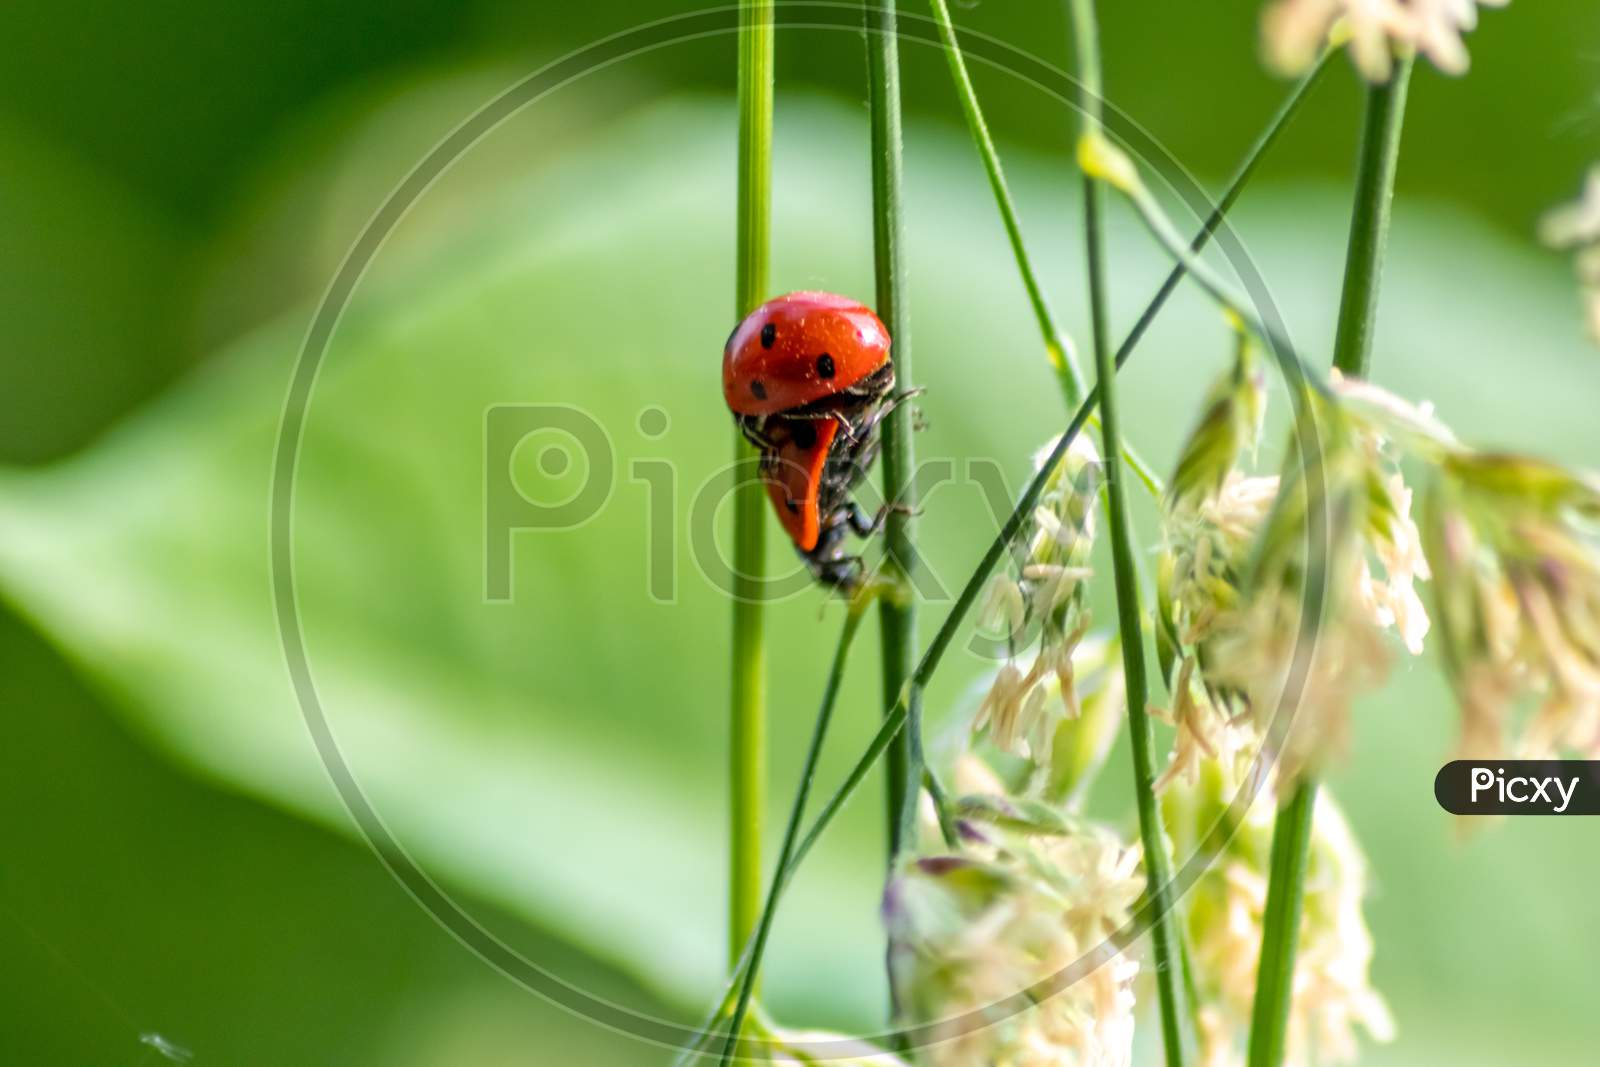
[785,497,800,514]
[750,380,767,400]
[816,353,835,379]
[792,421,818,449]
[760,322,776,349]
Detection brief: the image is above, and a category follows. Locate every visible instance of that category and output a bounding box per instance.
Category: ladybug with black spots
[723,290,906,589]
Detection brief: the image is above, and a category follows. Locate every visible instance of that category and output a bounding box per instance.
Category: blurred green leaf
[1,95,1598,1062]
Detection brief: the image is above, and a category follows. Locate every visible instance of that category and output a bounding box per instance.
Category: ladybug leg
[846,501,921,539]
[845,502,877,538]
[860,386,926,435]
[814,510,858,549]
[882,385,926,412]
[737,414,779,451]
[841,361,897,401]
[780,407,857,444]
[817,504,881,539]
[811,554,864,591]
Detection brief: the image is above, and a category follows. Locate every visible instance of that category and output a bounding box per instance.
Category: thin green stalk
[690,68,1329,1059]
[1246,56,1413,1067]
[1331,58,1412,378]
[1066,2,1186,1064]
[863,0,921,866]
[1245,779,1318,1067]
[926,0,1083,403]
[730,0,773,989]
[715,604,872,1067]
[928,0,1180,497]
[1087,47,1331,492]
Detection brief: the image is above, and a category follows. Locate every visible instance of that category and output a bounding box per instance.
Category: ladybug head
[723,291,891,417]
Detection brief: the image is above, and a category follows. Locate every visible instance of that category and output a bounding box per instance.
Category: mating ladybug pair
[722,291,910,589]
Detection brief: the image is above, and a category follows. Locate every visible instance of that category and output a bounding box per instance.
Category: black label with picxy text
[1435,761,1600,815]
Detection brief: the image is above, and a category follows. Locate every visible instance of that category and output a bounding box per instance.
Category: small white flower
[1408,0,1508,75]
[1023,562,1094,619]
[980,574,1028,640]
[1042,637,1085,723]
[1261,0,1507,82]
[1361,473,1432,655]
[1153,657,1253,793]
[976,662,1033,755]
[1016,684,1051,757]
[1540,166,1600,249]
[974,622,1097,768]
[1541,166,1600,344]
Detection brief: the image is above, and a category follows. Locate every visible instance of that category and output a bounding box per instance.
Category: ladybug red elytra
[723,291,902,588]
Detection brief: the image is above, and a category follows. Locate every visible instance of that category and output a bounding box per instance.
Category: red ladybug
[724,291,899,588]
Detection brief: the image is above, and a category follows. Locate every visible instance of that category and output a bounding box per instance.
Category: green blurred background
[2,3,1598,1064]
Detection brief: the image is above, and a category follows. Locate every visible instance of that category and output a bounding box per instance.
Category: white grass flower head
[1024,431,1100,622]
[1330,371,1452,655]
[965,636,1128,808]
[1422,452,1600,759]
[974,435,1102,772]
[1159,354,1421,783]
[1155,332,1276,784]
[1540,165,1600,343]
[1159,331,1272,658]
[1261,0,1507,82]
[1161,471,1280,652]
[885,821,1142,1067]
[1181,378,1438,784]
[1205,423,1394,783]
[1163,763,1393,1067]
